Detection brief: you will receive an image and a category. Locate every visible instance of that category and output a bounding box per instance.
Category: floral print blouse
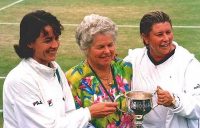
[66,58,134,128]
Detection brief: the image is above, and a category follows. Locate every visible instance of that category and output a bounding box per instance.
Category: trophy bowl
[126,91,152,113]
[115,91,157,128]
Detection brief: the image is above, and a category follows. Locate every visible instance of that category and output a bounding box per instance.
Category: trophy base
[136,120,143,128]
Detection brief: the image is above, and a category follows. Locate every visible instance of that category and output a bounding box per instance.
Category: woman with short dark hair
[3,10,117,128]
[125,11,200,128]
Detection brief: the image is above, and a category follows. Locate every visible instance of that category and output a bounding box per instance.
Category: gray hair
[75,14,118,52]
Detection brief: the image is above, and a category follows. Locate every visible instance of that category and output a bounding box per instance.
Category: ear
[141,33,149,46]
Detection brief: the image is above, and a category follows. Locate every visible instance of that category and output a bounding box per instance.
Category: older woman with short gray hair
[66,14,134,128]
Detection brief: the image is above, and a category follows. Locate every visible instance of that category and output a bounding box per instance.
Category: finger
[104,102,118,107]
[158,94,166,99]
[157,86,163,90]
[100,111,116,117]
[157,86,165,93]
[103,107,117,114]
[107,111,116,115]
[158,99,165,105]
[104,103,118,111]
[157,96,165,103]
[158,98,163,103]
[157,100,163,105]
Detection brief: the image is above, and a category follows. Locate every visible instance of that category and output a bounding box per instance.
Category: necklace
[100,78,113,86]
[98,68,113,86]
[88,63,116,102]
[87,62,123,113]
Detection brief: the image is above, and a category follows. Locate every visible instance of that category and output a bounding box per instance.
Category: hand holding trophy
[115,91,158,128]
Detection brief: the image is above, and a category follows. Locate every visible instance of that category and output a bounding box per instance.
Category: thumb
[156,86,164,93]
[157,86,163,90]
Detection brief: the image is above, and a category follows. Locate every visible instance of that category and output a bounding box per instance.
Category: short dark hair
[14,10,64,58]
[140,11,172,36]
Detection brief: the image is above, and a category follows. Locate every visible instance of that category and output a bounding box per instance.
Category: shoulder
[172,41,200,73]
[4,60,38,94]
[128,47,146,56]
[174,41,195,61]
[66,61,91,84]
[5,59,30,81]
[113,58,132,69]
[112,58,133,77]
[124,47,146,62]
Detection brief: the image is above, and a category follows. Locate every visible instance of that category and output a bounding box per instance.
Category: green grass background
[0,0,200,127]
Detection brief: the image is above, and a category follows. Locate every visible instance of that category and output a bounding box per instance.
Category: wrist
[171,93,180,109]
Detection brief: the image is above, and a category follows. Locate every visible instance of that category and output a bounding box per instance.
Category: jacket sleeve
[60,67,92,128]
[5,71,91,128]
[171,58,200,119]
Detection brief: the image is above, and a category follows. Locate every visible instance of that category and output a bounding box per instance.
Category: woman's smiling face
[87,33,116,68]
[28,25,60,66]
[143,22,174,61]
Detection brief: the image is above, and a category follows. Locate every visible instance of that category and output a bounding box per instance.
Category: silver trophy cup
[115,91,158,128]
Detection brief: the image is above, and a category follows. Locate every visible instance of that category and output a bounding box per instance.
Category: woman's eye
[108,43,114,47]
[97,46,104,49]
[156,33,162,37]
[166,31,171,35]
[45,39,52,43]
[44,37,53,43]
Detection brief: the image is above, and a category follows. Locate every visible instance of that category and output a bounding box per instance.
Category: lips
[101,56,111,58]
[47,49,57,54]
[100,56,112,62]
[160,43,170,48]
[101,56,113,61]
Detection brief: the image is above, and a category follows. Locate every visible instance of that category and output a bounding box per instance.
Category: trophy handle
[114,94,126,113]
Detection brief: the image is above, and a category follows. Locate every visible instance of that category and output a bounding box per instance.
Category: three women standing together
[3,10,200,128]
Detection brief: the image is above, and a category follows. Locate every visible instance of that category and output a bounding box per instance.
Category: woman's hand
[88,102,118,118]
[157,86,173,107]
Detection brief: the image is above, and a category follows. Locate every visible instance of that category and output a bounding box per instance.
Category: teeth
[161,43,168,47]
[49,51,56,54]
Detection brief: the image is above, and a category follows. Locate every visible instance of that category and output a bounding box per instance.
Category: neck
[147,44,176,65]
[87,60,113,87]
[149,44,176,62]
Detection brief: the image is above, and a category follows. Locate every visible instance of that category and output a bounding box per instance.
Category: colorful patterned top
[66,58,134,128]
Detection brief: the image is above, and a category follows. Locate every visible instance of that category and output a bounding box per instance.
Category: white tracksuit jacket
[3,58,91,128]
[124,42,200,128]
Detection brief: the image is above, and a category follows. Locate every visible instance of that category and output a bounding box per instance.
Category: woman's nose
[51,40,59,48]
[163,34,169,41]
[104,46,110,53]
